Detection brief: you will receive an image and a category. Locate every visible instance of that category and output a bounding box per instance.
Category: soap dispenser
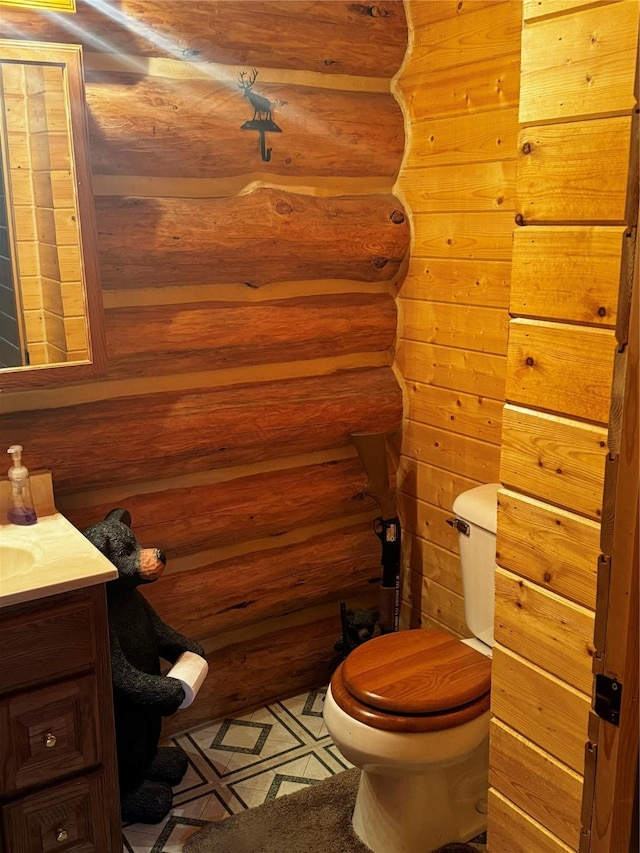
[6,445,37,525]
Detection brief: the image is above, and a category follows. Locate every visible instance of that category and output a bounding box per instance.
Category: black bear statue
[84,508,206,824]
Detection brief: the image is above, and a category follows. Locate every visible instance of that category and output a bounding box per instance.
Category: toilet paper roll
[167,651,209,709]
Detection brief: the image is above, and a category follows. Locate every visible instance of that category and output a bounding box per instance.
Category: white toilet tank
[451,483,499,649]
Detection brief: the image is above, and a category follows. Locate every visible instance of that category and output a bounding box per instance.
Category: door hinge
[580,739,598,848]
[594,673,622,725]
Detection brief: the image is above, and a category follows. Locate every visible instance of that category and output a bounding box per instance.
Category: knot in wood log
[275,200,294,216]
[349,3,390,17]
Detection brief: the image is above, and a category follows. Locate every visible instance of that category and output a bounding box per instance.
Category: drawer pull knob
[56,829,69,843]
[44,732,57,748]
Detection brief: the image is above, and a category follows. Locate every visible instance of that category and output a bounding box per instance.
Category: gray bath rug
[183,768,369,853]
[183,767,486,853]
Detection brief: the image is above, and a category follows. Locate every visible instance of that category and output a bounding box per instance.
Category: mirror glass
[0,40,106,389]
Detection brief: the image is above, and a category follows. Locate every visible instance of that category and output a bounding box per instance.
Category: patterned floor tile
[197,789,243,822]
[122,686,489,852]
[275,687,329,739]
[322,739,354,770]
[123,827,160,852]
[228,748,338,809]
[148,817,208,853]
[178,705,305,779]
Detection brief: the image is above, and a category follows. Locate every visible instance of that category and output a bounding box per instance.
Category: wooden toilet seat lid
[341,628,491,715]
[330,663,490,732]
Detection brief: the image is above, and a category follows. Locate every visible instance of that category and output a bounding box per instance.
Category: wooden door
[580,210,639,852]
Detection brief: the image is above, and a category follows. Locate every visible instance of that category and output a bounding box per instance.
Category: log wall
[488,2,639,851]
[0,0,409,731]
[395,0,521,636]
[2,4,637,841]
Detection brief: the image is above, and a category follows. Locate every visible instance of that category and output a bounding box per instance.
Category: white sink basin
[0,542,38,575]
[0,509,118,608]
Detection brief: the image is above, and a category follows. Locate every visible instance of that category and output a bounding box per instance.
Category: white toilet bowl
[324,483,499,852]
[323,628,492,853]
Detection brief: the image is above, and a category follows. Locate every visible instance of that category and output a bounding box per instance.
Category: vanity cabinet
[0,585,122,852]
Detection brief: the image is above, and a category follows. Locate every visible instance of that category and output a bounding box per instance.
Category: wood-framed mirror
[0,39,106,389]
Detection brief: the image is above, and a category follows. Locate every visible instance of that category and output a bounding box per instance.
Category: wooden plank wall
[0,67,25,369]
[395,0,521,635]
[0,1,409,731]
[2,62,88,365]
[488,1,639,851]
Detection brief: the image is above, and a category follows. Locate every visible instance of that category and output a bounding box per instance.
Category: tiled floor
[122,687,487,852]
[122,688,347,852]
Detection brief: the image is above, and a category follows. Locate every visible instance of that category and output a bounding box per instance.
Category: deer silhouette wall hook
[238,68,282,162]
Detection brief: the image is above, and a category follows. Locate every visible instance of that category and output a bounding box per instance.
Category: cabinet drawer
[0,595,96,695]
[0,675,100,796]
[1,771,114,852]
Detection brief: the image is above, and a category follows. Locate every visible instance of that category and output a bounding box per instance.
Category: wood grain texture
[404,108,519,170]
[412,211,516,261]
[402,421,501,483]
[0,1,408,78]
[517,117,633,223]
[405,0,522,76]
[85,74,404,179]
[0,0,408,736]
[105,292,397,378]
[398,457,481,514]
[403,568,470,637]
[0,593,96,695]
[497,488,599,609]
[341,628,490,713]
[0,352,393,415]
[397,160,516,212]
[403,531,463,594]
[494,567,595,695]
[588,234,639,852]
[400,300,508,355]
[489,719,584,848]
[399,493,460,554]
[488,788,575,853]
[522,0,624,23]
[396,0,519,656]
[142,521,381,640]
[500,405,608,520]
[399,53,521,122]
[505,319,616,423]
[405,382,504,445]
[5,368,401,494]
[490,0,637,848]
[398,257,511,308]
[519,1,639,124]
[491,645,590,773]
[90,173,397,200]
[397,339,507,400]
[62,457,379,560]
[95,190,409,288]
[511,226,625,325]
[410,0,506,29]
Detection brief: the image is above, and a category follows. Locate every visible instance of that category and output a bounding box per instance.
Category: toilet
[323,482,499,853]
